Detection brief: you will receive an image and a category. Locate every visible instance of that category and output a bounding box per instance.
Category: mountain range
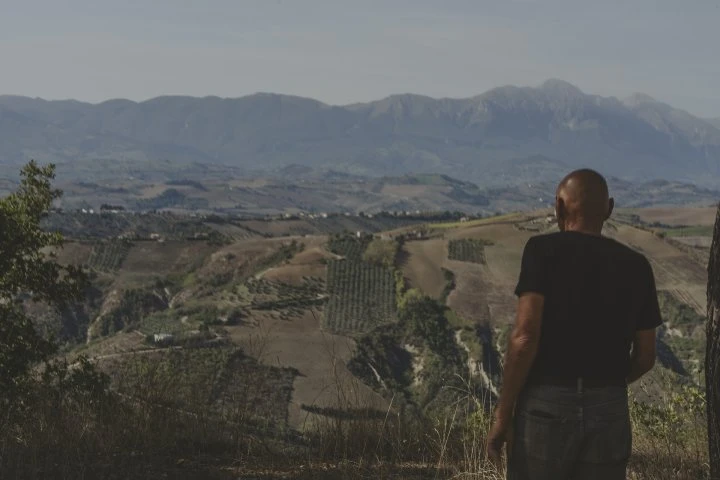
[1,79,720,187]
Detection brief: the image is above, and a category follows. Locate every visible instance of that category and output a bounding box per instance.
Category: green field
[448,239,492,264]
[324,259,396,334]
[663,225,715,237]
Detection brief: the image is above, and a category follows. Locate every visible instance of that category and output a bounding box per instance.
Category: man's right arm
[627,328,656,384]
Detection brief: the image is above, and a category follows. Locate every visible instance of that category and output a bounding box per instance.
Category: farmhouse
[153,333,174,345]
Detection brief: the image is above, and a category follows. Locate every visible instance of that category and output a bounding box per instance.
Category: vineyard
[87,240,132,271]
[448,239,492,264]
[324,259,396,334]
[327,235,372,261]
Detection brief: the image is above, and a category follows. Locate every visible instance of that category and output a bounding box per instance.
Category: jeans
[507,382,631,480]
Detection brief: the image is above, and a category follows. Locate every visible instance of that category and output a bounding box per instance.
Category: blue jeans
[507,382,631,480]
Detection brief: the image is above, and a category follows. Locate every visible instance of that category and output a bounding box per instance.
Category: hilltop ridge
[2,80,720,186]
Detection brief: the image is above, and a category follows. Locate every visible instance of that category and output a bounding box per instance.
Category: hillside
[49,208,710,420]
[8,205,706,477]
[2,80,720,186]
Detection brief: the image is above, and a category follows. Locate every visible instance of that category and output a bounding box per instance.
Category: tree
[0,161,87,399]
[708,203,720,479]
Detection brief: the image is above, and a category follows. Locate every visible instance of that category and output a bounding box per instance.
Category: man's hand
[487,415,512,465]
[627,327,657,384]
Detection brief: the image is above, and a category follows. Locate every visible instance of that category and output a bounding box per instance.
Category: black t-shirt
[515,231,663,382]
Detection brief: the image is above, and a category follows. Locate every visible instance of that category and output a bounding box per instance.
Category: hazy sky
[1,0,719,117]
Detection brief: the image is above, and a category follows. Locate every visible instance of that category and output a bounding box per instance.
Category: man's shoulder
[529,232,650,265]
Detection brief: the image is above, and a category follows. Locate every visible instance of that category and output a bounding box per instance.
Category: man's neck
[563,222,604,236]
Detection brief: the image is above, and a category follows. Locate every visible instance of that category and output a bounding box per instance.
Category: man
[486,169,662,479]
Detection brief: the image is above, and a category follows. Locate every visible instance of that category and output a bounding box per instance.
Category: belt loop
[577,377,583,394]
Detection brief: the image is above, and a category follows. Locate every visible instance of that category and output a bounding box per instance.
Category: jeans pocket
[517,409,570,462]
[582,411,632,464]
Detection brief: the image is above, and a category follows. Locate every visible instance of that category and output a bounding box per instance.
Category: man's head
[555,169,614,234]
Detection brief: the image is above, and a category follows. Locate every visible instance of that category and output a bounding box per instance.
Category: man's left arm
[487,292,544,462]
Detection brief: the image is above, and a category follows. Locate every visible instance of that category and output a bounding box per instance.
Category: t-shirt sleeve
[636,259,663,331]
[514,237,548,297]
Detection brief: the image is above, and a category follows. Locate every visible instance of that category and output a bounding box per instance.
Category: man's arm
[627,328,656,384]
[494,292,545,423]
[627,259,662,384]
[487,237,546,464]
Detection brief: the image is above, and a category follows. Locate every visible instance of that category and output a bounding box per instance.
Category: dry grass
[0,351,710,479]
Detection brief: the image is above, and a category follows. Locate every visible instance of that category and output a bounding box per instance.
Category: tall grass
[0,348,710,479]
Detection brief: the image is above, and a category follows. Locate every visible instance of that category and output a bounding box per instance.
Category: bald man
[487,169,661,479]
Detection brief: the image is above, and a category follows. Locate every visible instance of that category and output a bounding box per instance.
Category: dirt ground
[226,310,387,430]
[400,239,448,299]
[445,224,531,326]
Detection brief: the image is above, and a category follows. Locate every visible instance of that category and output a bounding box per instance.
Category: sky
[1,0,719,117]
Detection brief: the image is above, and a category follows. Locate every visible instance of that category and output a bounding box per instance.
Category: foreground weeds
[628,373,709,479]
[0,352,709,479]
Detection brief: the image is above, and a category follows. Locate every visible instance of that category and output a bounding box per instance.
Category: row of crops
[448,239,492,264]
[327,235,372,261]
[324,259,396,335]
[87,241,132,272]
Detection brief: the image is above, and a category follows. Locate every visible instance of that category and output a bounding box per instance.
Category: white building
[153,333,174,345]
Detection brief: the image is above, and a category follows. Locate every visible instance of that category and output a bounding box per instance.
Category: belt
[528,375,627,389]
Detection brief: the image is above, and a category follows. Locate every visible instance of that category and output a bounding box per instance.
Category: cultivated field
[448,238,492,264]
[87,240,132,272]
[324,260,396,334]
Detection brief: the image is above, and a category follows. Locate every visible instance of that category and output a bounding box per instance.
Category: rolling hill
[47,208,710,434]
[2,79,720,186]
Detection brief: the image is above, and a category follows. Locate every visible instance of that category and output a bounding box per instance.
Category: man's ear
[607,198,615,220]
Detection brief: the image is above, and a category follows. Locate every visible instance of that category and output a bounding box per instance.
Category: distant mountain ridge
[2,79,720,186]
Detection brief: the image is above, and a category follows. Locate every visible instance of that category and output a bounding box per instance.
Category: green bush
[363,238,399,268]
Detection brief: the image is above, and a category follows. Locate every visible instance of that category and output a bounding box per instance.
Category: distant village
[51,203,483,223]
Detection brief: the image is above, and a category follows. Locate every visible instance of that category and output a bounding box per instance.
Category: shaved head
[555,169,614,234]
